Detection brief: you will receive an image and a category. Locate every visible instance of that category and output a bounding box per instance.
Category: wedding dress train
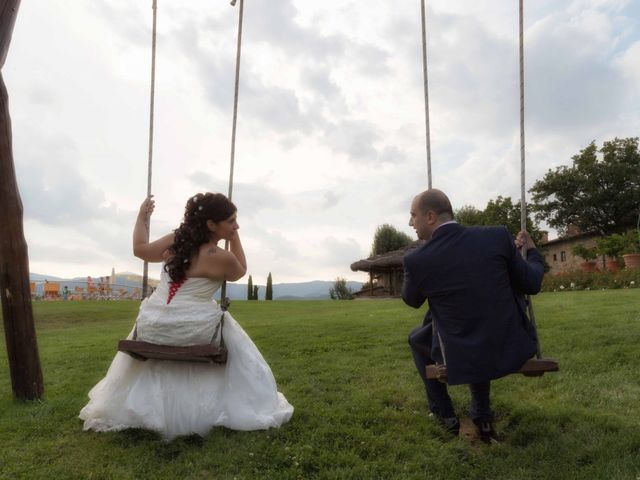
[79,267,293,440]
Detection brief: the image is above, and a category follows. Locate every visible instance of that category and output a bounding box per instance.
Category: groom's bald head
[409,189,455,240]
[414,189,454,221]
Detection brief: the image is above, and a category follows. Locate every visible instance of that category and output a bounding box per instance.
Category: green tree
[530,137,640,236]
[614,230,640,254]
[596,234,626,259]
[485,196,541,241]
[455,196,542,243]
[329,277,353,300]
[247,275,253,300]
[265,272,273,301]
[253,285,259,300]
[454,205,485,226]
[571,244,598,262]
[371,224,412,256]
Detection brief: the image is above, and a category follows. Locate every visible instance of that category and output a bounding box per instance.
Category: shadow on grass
[111,428,207,459]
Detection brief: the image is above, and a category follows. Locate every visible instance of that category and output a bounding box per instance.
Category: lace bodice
[152,266,222,304]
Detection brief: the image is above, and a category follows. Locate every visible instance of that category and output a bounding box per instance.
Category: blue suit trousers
[409,323,493,422]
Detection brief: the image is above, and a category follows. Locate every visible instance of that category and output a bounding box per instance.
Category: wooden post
[0,0,44,400]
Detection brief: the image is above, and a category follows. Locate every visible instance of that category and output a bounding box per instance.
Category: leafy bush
[329,277,354,300]
[541,268,640,292]
[596,234,626,258]
[620,230,640,254]
[571,244,598,261]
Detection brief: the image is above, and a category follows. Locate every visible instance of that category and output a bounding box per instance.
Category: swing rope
[227,0,244,201]
[141,0,159,299]
[120,0,245,364]
[420,0,432,189]
[518,0,526,237]
[420,0,447,365]
[424,0,558,381]
[140,0,245,303]
[219,0,245,308]
[518,0,542,358]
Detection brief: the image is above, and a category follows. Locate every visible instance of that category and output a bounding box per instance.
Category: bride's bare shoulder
[194,243,232,271]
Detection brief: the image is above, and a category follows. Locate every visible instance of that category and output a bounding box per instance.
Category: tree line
[370,137,640,255]
[246,272,274,300]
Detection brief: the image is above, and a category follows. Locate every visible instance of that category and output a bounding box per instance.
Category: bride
[79,193,294,440]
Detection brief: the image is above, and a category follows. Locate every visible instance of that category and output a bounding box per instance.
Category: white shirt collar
[433,220,458,234]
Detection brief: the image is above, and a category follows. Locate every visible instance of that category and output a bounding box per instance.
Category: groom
[402,189,544,442]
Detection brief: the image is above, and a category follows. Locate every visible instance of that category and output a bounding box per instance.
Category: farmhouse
[351,227,620,297]
[350,241,423,298]
[539,228,620,274]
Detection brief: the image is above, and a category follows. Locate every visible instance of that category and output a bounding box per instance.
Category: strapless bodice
[134,266,224,346]
[152,266,222,304]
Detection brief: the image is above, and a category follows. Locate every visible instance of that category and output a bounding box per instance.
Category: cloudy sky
[5,0,640,284]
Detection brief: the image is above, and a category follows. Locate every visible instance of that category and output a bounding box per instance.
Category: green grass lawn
[1,291,639,479]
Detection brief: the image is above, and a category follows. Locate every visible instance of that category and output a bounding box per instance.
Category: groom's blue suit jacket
[402,223,545,385]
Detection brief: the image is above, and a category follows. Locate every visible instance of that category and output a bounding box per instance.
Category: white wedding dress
[79,267,293,441]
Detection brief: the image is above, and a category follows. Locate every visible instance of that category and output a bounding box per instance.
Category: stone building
[350,242,423,297]
[539,232,599,274]
[539,227,618,274]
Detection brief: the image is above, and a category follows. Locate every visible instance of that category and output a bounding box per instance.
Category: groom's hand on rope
[515,230,536,251]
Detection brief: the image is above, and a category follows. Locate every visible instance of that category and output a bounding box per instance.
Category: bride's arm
[228,234,247,272]
[217,234,247,282]
[132,197,175,262]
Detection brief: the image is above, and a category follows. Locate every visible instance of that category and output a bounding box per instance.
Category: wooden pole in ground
[0,0,44,400]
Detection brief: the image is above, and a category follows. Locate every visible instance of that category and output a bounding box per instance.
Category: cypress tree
[247,275,253,300]
[266,272,273,300]
[253,285,259,301]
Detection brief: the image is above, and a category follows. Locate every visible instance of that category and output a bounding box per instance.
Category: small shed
[350,241,424,297]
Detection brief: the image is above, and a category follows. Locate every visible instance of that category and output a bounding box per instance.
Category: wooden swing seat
[426,357,559,382]
[118,340,227,364]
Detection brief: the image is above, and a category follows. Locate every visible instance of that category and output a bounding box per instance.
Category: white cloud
[614,40,640,86]
[14,128,121,226]
[5,0,640,282]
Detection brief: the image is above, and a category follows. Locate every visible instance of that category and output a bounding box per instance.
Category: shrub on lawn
[542,268,640,292]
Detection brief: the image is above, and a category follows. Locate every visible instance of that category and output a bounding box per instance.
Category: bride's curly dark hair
[164,193,237,283]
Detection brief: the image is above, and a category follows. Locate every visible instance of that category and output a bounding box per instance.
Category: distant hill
[29,273,64,282]
[28,272,363,300]
[215,280,364,301]
[29,273,159,288]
